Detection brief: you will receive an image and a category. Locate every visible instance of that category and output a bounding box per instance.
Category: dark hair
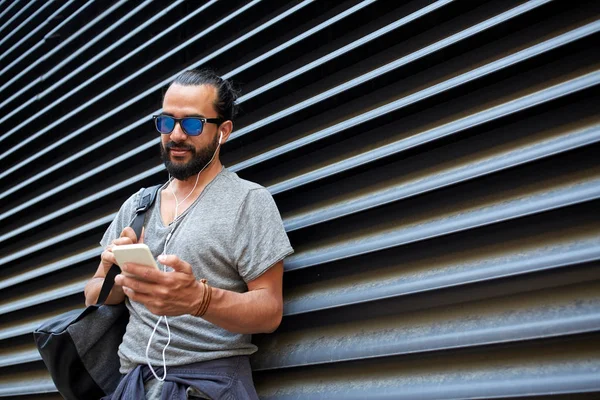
[169,69,240,121]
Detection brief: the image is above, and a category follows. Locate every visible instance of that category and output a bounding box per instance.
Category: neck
[170,158,222,195]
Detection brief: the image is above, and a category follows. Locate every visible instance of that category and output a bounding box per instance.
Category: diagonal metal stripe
[1,76,596,247]
[0,248,101,291]
[41,0,165,86]
[0,215,113,266]
[37,0,201,99]
[269,21,600,196]
[0,0,552,174]
[0,136,159,221]
[0,0,97,107]
[0,0,35,36]
[1,19,595,205]
[285,177,600,271]
[284,124,600,231]
[223,0,381,79]
[0,165,163,245]
[0,0,306,166]
[236,0,454,103]
[0,381,57,397]
[232,37,600,172]
[0,166,157,243]
[0,113,161,203]
[0,0,96,103]
[0,280,86,315]
[0,349,40,368]
[4,126,599,286]
[0,0,156,116]
[0,0,77,62]
[230,0,552,140]
[0,163,162,247]
[0,0,129,84]
[0,0,397,196]
[284,240,600,316]
[258,294,600,370]
[0,0,20,22]
[1,0,371,122]
[0,0,55,49]
[252,340,600,400]
[0,318,62,341]
[0,0,189,112]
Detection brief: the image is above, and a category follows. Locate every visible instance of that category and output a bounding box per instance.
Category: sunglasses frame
[153,115,224,136]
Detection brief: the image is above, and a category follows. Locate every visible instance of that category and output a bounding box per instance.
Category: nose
[169,121,188,141]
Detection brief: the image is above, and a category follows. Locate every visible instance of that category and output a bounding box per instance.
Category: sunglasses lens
[181,118,203,136]
[155,116,175,134]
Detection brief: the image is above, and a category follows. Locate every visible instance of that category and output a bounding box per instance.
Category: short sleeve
[233,188,294,282]
[99,190,141,248]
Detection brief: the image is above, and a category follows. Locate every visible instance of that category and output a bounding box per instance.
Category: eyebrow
[161,112,207,118]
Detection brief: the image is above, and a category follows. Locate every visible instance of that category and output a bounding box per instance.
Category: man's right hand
[100,227,140,274]
[84,227,142,306]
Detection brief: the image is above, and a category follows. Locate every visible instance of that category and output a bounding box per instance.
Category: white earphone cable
[145,134,222,381]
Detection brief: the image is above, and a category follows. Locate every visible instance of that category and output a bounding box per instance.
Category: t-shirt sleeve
[99,190,142,248]
[233,188,294,282]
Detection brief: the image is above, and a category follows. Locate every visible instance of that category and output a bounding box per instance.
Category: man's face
[159,83,221,180]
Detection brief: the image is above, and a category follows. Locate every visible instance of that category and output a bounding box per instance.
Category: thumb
[120,227,138,243]
[158,254,192,274]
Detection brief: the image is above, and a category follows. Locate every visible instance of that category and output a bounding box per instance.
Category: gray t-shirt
[100,168,293,373]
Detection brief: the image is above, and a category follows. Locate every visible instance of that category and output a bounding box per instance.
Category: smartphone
[112,244,159,278]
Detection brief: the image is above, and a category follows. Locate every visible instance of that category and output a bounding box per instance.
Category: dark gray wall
[0,0,599,398]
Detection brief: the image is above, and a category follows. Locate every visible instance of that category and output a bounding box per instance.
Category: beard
[160,135,219,180]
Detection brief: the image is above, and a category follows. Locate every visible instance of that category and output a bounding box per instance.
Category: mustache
[165,141,195,151]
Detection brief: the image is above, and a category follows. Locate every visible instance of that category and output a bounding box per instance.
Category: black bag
[33,185,161,400]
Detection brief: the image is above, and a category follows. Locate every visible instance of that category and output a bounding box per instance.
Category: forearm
[201,286,283,334]
[116,257,285,332]
[84,277,126,306]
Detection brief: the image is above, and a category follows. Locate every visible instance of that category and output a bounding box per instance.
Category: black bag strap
[96,185,162,305]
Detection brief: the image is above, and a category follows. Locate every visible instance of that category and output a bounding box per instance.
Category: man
[84,69,293,399]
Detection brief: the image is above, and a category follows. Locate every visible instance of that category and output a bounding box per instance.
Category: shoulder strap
[130,184,162,239]
[97,184,162,305]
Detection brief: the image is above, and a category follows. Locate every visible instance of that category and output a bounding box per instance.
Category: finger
[121,288,166,315]
[122,286,150,303]
[157,254,193,274]
[111,236,134,246]
[101,248,117,264]
[139,227,145,244]
[120,226,138,243]
[115,273,155,294]
[120,263,162,283]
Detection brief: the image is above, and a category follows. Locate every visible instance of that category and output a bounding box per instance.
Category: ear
[218,120,233,144]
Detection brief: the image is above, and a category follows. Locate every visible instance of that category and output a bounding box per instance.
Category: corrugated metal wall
[0,0,599,398]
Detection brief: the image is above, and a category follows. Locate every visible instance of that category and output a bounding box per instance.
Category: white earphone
[148,130,224,380]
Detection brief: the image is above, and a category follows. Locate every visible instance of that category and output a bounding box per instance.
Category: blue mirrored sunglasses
[153,115,224,136]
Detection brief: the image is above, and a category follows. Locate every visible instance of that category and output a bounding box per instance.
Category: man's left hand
[114,254,202,316]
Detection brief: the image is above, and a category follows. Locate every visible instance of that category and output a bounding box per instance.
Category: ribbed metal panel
[1,0,598,398]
